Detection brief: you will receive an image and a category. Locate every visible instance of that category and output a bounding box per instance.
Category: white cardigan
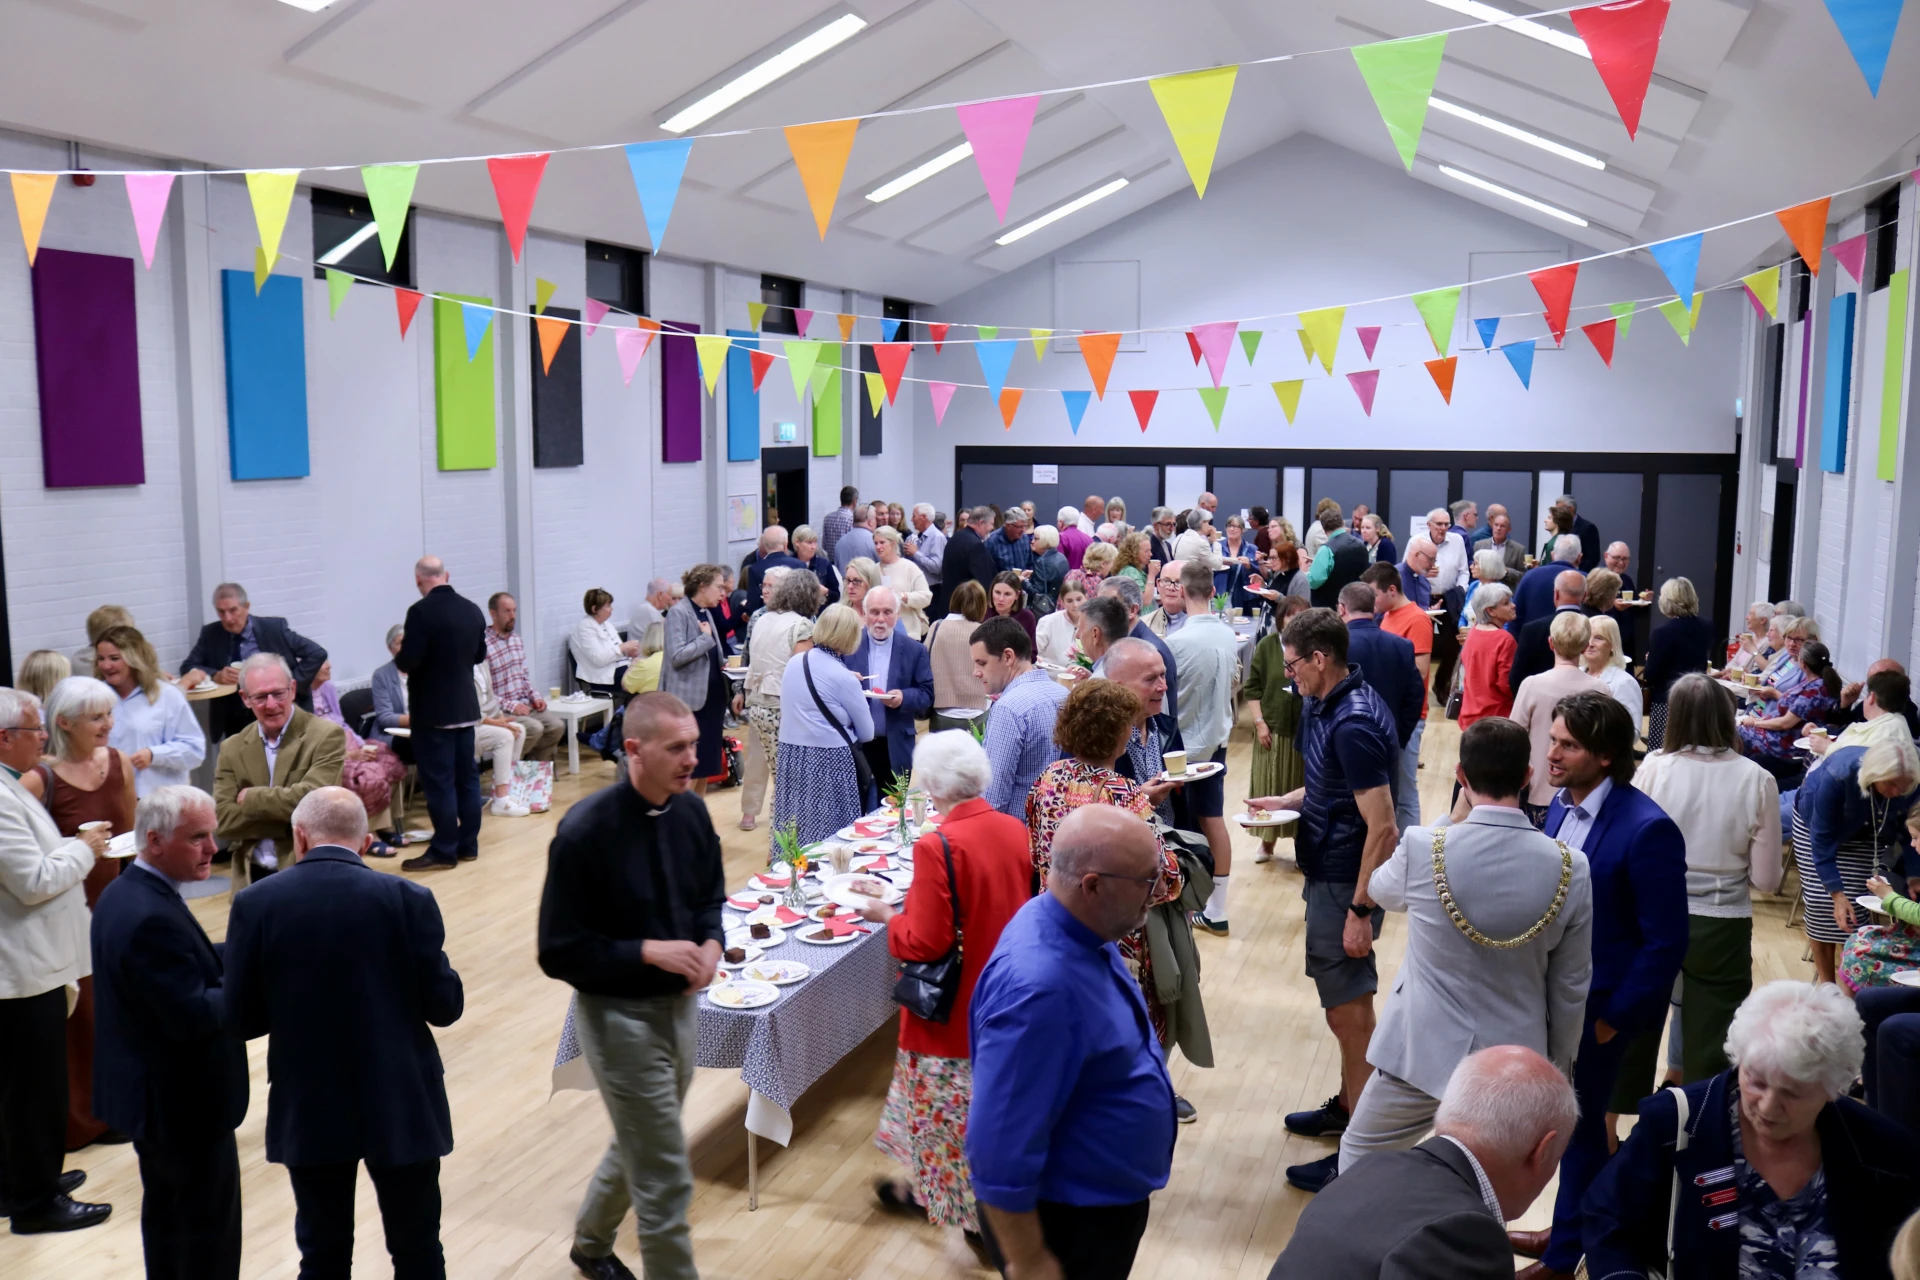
[1633,747,1783,916]
[880,558,933,639]
[0,769,96,999]
[570,616,627,685]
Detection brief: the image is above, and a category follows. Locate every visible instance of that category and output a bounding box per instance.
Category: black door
[761,445,808,533]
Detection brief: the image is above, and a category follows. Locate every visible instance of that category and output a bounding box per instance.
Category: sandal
[365,839,396,859]
[873,1178,924,1218]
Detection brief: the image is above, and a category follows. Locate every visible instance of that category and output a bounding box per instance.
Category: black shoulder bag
[893,831,965,1023]
[801,651,875,798]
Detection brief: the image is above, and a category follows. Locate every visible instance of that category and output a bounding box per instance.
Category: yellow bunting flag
[1149,66,1238,198]
[864,370,886,416]
[784,340,823,404]
[1296,329,1316,362]
[1657,294,1701,345]
[748,301,768,330]
[784,119,861,239]
[534,278,558,316]
[999,387,1023,429]
[837,312,855,342]
[694,333,732,394]
[9,172,56,265]
[535,316,571,375]
[244,170,300,266]
[252,246,274,294]
[1272,380,1304,425]
[1743,267,1781,320]
[1030,328,1052,361]
[1299,307,1346,374]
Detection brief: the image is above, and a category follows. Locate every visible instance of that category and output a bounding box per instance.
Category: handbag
[801,651,875,798]
[893,831,965,1022]
[509,760,554,813]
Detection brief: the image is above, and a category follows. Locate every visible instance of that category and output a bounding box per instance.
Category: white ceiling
[2,0,1917,302]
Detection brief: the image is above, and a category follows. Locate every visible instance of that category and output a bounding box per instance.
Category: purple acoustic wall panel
[31,248,144,487]
[661,320,702,463]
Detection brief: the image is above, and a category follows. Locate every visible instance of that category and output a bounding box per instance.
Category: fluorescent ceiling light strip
[1422,0,1590,57]
[662,14,869,133]
[867,142,975,202]
[1428,96,1605,170]
[995,178,1129,246]
[1438,164,1588,226]
[316,221,379,265]
[275,0,336,11]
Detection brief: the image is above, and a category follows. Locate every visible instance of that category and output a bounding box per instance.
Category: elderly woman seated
[1585,980,1920,1279]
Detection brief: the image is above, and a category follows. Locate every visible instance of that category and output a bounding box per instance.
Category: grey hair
[1152,506,1174,522]
[767,567,822,617]
[758,525,789,553]
[1095,522,1117,542]
[910,731,992,804]
[1081,596,1131,645]
[239,652,293,692]
[1857,736,1920,796]
[290,786,370,848]
[45,676,117,758]
[136,785,215,854]
[1450,499,1477,520]
[212,582,249,604]
[1434,1048,1580,1165]
[967,506,997,525]
[843,557,881,588]
[1103,637,1159,675]
[1748,602,1777,624]
[1724,980,1863,1098]
[1100,576,1144,611]
[1470,582,1513,621]
[1775,600,1806,617]
[1057,505,1082,526]
[1001,504,1029,524]
[1473,549,1508,582]
[0,687,41,730]
[1427,507,1451,523]
[864,585,899,614]
[1784,614,1820,641]
[647,576,677,596]
[912,503,935,520]
[1407,536,1438,558]
[1338,582,1376,615]
[1553,534,1583,565]
[385,624,405,650]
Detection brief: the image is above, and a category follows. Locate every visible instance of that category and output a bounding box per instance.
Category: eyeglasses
[247,687,294,704]
[1091,866,1166,892]
[1,724,47,738]
[1283,654,1314,677]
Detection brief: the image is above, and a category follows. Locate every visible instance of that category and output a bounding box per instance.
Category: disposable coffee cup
[78,821,111,833]
[726,655,743,669]
[1164,749,1189,776]
[828,845,854,876]
[1809,725,1829,739]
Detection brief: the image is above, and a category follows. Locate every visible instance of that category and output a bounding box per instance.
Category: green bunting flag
[325,267,353,318]
[1351,33,1448,171]
[359,164,418,271]
[1198,385,1229,429]
[1411,286,1461,356]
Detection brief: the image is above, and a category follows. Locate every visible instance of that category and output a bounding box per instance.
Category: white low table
[550,696,614,774]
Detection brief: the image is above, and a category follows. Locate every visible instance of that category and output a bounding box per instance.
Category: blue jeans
[412,726,480,863]
[1395,719,1425,832]
[1544,1004,1632,1272]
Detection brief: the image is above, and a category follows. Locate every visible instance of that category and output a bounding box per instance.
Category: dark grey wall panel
[532,306,582,468]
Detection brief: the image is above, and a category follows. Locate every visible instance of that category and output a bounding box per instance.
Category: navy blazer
[1545,782,1687,1033]
[1511,604,1587,690]
[90,865,248,1147]
[224,845,463,1167]
[1345,617,1422,748]
[847,628,935,772]
[744,551,809,615]
[181,614,327,709]
[1509,562,1565,637]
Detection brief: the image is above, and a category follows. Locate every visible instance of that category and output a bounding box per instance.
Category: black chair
[339,686,376,739]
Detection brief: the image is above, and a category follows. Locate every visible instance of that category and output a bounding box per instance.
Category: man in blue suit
[845,586,934,794]
[225,786,464,1280]
[1509,691,1687,1280]
[1509,541,1582,638]
[91,785,248,1279]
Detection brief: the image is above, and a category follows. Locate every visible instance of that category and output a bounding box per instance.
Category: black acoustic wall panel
[532,305,583,468]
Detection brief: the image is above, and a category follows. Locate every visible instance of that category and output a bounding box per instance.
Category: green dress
[1246,632,1303,840]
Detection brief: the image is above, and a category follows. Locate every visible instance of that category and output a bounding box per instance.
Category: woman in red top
[1459,581,1518,726]
[857,730,1031,1258]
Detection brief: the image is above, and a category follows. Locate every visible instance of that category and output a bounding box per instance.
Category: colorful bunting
[998,388,1023,429]
[881,317,902,341]
[929,381,958,425]
[624,138,693,250]
[1347,369,1380,416]
[461,302,494,360]
[1129,389,1160,431]
[1648,232,1702,304]
[978,325,1000,340]
[1610,300,1637,337]
[486,153,549,263]
[534,278,558,316]
[360,163,417,270]
[976,338,1017,400]
[810,358,837,406]
[1239,330,1263,363]
[1474,316,1501,349]
[394,287,423,339]
[785,118,860,238]
[244,169,299,268]
[326,268,353,318]
[749,349,775,393]
[864,370,887,416]
[1272,379,1304,424]
[694,334,731,394]
[1351,33,1447,171]
[1821,0,1906,95]
[1030,328,1052,361]
[1569,0,1671,139]
[1742,266,1781,320]
[929,322,949,352]
[833,313,853,342]
[1356,326,1382,361]
[252,246,273,294]
[123,173,175,270]
[748,301,768,330]
[1198,385,1230,429]
[584,298,610,337]
[794,308,815,336]
[1412,287,1460,355]
[872,342,910,404]
[1300,307,1345,374]
[1424,356,1457,404]
[956,94,1040,224]
[1658,295,1696,344]
[1079,332,1121,398]
[1296,329,1316,361]
[784,340,824,404]
[1529,262,1579,345]
[1834,233,1869,283]
[1776,198,1831,274]
[1582,318,1618,367]
[1149,66,1237,198]
[1501,340,1536,389]
[1192,321,1238,386]
[1061,389,1092,434]
[536,316,571,375]
[614,326,651,386]
[1185,330,1204,364]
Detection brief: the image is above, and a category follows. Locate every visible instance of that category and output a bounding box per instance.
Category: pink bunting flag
[1834,234,1869,284]
[1347,369,1380,417]
[955,94,1040,224]
[583,298,611,337]
[929,381,958,425]
[614,326,655,386]
[793,308,814,336]
[1356,325,1381,361]
[1190,321,1238,387]
[123,173,175,270]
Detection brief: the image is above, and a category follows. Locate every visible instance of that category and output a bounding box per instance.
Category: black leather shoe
[89,1129,132,1146]
[401,853,457,873]
[457,849,478,862]
[569,1246,637,1280]
[0,1170,84,1216]
[10,1194,112,1233]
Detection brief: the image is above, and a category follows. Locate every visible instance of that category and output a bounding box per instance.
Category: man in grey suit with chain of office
[1335,716,1594,1176]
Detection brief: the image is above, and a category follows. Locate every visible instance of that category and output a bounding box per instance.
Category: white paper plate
[796,926,864,946]
[1892,970,1920,988]
[725,924,787,950]
[1158,761,1225,784]
[937,704,989,716]
[103,831,137,858]
[737,960,810,986]
[717,944,764,968]
[707,980,778,1008]
[1234,809,1299,828]
[863,690,890,699]
[735,904,811,929]
[824,872,903,909]
[747,873,800,894]
[1858,894,1886,915]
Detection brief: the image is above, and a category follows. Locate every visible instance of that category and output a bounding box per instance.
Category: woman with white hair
[856,732,1030,1263]
[735,569,818,832]
[1582,614,1643,729]
[872,527,932,639]
[1458,581,1518,726]
[1028,524,1067,613]
[1790,735,1920,983]
[1586,981,1920,1279]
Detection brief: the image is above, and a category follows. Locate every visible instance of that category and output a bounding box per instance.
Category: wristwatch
[1348,901,1372,919]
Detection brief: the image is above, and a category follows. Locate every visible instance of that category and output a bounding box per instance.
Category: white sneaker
[490,797,531,817]
[1254,846,1274,864]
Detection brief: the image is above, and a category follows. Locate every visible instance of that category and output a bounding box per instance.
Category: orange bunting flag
[784,118,861,239]
[872,342,911,405]
[837,312,855,342]
[1129,389,1159,432]
[10,172,56,265]
[486,153,550,263]
[394,287,424,339]
[749,349,775,393]
[999,388,1023,429]
[1529,262,1579,346]
[1776,198,1831,275]
[1078,332,1122,399]
[1582,318,1618,367]
[1424,356,1457,404]
[536,316,571,375]
[929,323,950,353]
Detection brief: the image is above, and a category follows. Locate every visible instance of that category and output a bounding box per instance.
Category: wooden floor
[2,705,1813,1280]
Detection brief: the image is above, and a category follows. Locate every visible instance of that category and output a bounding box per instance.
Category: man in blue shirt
[969,804,1176,1279]
[987,504,1036,577]
[972,617,1067,817]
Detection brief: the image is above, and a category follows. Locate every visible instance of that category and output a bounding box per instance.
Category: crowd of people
[9,481,1920,1280]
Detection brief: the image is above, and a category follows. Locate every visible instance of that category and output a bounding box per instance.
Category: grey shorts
[1303,878,1383,1009]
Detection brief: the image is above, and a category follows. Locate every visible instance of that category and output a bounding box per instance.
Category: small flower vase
[784,864,809,910]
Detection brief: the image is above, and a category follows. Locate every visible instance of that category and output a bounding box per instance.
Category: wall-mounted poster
[727,495,759,543]
[221,270,310,480]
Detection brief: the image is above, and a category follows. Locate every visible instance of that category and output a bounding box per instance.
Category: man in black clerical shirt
[537,692,725,1280]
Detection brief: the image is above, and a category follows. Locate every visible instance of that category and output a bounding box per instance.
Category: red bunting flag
[1078,332,1121,399]
[1424,356,1457,404]
[1529,262,1579,345]
[1347,369,1380,416]
[871,342,911,405]
[486,153,550,263]
[393,287,423,339]
[1569,0,1671,139]
[1129,389,1159,432]
[1776,198,1831,275]
[929,322,949,352]
[749,349,775,393]
[1356,326,1381,361]
[1185,330,1204,365]
[1582,318,1618,367]
[999,388,1023,429]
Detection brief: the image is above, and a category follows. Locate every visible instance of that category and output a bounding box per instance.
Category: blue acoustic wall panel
[726,328,760,461]
[1820,289,1857,474]
[221,269,310,479]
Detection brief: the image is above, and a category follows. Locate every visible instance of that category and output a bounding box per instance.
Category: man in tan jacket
[214,654,346,884]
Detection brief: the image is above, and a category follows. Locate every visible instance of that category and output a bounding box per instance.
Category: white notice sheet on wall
[1032,465,1058,485]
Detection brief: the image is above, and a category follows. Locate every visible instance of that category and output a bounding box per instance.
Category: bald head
[290,786,369,857]
[1048,805,1160,942]
[1553,570,1586,607]
[415,556,448,595]
[1869,658,1906,679]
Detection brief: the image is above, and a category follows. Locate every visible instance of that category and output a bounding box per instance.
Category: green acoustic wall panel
[812,365,842,457]
[434,293,497,470]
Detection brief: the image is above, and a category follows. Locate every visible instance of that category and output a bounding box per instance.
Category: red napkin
[773,906,807,925]
[864,857,892,870]
[758,870,791,888]
[854,821,889,836]
[825,914,868,937]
